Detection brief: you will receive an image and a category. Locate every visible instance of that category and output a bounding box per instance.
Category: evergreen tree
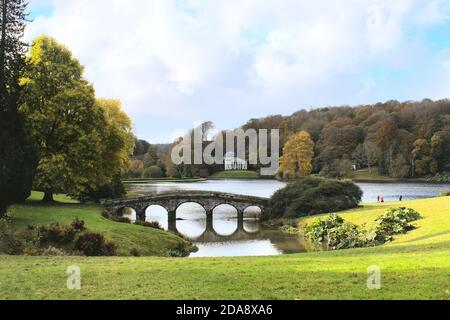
[0,0,37,217]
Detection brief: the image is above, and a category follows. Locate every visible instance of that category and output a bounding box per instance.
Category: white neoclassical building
[224,152,248,171]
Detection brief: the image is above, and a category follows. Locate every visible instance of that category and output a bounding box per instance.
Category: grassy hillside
[0,196,449,300]
[6,192,195,257]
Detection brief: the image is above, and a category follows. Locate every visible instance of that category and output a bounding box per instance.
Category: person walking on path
[399,196,403,202]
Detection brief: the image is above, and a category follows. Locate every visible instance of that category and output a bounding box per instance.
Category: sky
[27,0,450,143]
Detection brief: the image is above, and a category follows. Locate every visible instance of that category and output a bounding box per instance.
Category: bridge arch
[212,204,239,236]
[176,201,208,216]
[243,206,263,218]
[144,205,169,229]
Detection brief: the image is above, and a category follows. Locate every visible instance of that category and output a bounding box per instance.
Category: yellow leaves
[96,98,135,175]
[18,77,30,87]
[279,131,315,178]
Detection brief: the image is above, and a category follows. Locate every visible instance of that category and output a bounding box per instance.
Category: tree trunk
[0,204,7,218]
[43,191,54,203]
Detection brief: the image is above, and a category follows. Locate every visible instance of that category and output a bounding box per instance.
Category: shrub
[326,222,366,250]
[305,208,422,251]
[71,217,86,232]
[111,216,131,224]
[38,218,87,245]
[304,214,366,250]
[72,175,126,202]
[102,211,131,224]
[130,248,141,257]
[74,232,117,256]
[135,220,163,230]
[166,242,198,257]
[372,207,422,242]
[0,220,24,255]
[269,177,362,219]
[143,166,164,179]
[38,223,77,245]
[304,214,345,243]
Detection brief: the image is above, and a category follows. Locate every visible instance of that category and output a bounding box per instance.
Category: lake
[127,180,450,257]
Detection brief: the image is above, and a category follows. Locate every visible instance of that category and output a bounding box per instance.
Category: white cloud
[25,0,450,142]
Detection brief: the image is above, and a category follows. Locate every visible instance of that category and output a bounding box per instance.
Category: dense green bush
[166,242,198,257]
[305,208,422,251]
[38,223,78,245]
[268,177,362,219]
[102,211,131,224]
[372,207,422,243]
[304,214,345,242]
[135,220,164,230]
[0,220,25,255]
[305,214,366,250]
[72,175,126,203]
[70,217,86,232]
[74,232,117,256]
[327,222,366,250]
[143,165,164,179]
[0,218,118,257]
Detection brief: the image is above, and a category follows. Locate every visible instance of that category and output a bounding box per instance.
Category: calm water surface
[127,180,449,257]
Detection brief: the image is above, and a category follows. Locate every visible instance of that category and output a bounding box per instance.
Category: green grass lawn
[210,170,260,179]
[122,177,206,184]
[6,192,194,257]
[352,168,398,182]
[0,195,449,300]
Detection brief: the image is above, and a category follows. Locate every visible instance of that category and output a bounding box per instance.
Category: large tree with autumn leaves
[20,36,134,202]
[279,131,315,179]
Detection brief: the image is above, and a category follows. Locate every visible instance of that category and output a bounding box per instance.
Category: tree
[431,131,450,172]
[124,160,144,178]
[0,0,37,216]
[75,99,135,201]
[143,165,163,179]
[133,138,151,159]
[279,131,314,179]
[143,144,158,168]
[159,147,177,178]
[20,36,109,202]
[96,99,134,176]
[412,139,431,176]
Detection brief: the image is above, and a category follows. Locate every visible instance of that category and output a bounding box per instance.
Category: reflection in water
[127,202,308,257]
[126,179,450,257]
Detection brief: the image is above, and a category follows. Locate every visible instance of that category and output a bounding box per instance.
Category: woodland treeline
[131,99,449,180]
[243,99,450,179]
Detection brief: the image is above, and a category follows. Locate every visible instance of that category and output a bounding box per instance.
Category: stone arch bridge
[102,190,270,225]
